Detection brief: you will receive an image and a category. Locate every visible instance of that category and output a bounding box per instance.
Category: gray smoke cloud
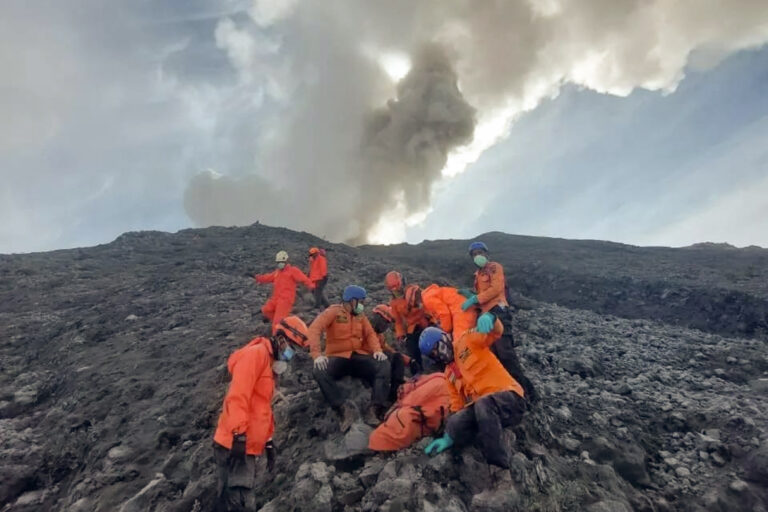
[183,0,768,243]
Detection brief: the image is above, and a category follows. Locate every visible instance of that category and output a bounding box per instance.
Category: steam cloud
[184,0,768,243]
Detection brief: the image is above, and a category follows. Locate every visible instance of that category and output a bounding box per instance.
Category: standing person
[309,285,390,430]
[212,316,308,511]
[386,271,430,371]
[253,250,314,335]
[308,247,329,309]
[461,241,538,403]
[419,324,527,470]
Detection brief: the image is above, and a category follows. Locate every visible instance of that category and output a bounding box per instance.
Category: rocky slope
[1,224,767,511]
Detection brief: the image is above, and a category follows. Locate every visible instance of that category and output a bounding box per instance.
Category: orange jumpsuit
[390,285,430,339]
[213,337,275,455]
[421,285,478,341]
[473,261,508,313]
[308,252,328,283]
[368,373,452,451]
[445,320,524,408]
[255,264,314,334]
[308,304,382,359]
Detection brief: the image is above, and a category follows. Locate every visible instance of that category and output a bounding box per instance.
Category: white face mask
[272,360,288,375]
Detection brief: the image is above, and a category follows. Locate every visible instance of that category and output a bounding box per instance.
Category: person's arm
[254,271,276,284]
[292,267,315,289]
[223,349,262,435]
[476,263,505,306]
[308,308,336,358]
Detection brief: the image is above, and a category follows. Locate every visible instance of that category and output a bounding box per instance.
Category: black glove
[409,359,422,375]
[265,440,277,472]
[228,434,247,468]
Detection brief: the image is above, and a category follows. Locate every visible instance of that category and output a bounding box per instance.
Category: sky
[1,0,767,253]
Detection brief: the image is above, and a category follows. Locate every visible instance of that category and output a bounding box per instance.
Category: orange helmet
[276,315,309,346]
[385,271,403,291]
[308,247,320,256]
[405,284,422,311]
[372,304,395,323]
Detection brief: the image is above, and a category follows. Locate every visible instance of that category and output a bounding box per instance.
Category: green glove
[461,295,478,311]
[476,312,495,333]
[425,433,454,455]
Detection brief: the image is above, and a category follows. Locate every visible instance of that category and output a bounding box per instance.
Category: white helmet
[275,250,289,263]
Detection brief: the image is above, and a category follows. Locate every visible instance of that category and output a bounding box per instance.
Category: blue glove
[461,295,478,311]
[425,434,454,455]
[476,312,495,333]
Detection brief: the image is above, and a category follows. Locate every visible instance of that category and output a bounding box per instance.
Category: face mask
[280,346,295,361]
[436,336,454,364]
[353,303,365,316]
[277,262,286,269]
[473,255,488,268]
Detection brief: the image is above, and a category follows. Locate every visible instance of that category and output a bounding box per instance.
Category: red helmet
[385,271,403,291]
[372,304,395,323]
[405,284,422,311]
[276,315,309,346]
[308,247,320,256]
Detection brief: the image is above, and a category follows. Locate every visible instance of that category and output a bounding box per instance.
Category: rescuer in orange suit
[308,247,329,309]
[386,271,430,371]
[309,285,390,430]
[461,241,537,403]
[254,250,314,335]
[419,322,526,469]
[212,316,308,511]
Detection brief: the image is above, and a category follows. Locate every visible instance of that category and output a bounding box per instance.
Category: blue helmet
[342,285,367,302]
[468,241,488,254]
[419,326,446,355]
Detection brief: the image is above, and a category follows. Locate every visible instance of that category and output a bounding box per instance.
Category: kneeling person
[309,285,390,430]
[212,316,308,512]
[419,324,526,469]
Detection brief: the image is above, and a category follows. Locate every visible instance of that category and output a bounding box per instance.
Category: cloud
[183,0,768,244]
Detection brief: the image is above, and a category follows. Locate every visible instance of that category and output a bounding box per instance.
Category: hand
[424,434,454,455]
[229,433,247,468]
[314,355,329,371]
[461,295,478,311]
[373,351,387,362]
[265,440,277,472]
[476,312,495,334]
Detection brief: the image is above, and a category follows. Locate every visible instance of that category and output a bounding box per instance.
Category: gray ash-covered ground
[1,224,767,511]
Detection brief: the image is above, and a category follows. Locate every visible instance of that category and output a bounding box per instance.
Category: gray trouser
[213,442,257,512]
[445,390,526,468]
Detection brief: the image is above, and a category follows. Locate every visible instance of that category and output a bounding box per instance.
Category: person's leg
[491,337,538,403]
[271,299,294,334]
[348,353,391,407]
[445,404,478,448]
[213,443,257,512]
[319,277,330,307]
[261,298,276,323]
[473,391,525,468]
[312,356,349,409]
[387,353,406,402]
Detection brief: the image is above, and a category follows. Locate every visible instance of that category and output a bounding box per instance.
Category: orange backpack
[368,373,452,451]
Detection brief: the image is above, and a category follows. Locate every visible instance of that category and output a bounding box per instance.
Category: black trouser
[313,353,390,408]
[313,277,330,308]
[405,326,425,369]
[445,391,526,469]
[491,306,537,402]
[387,352,406,402]
[213,442,257,512]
